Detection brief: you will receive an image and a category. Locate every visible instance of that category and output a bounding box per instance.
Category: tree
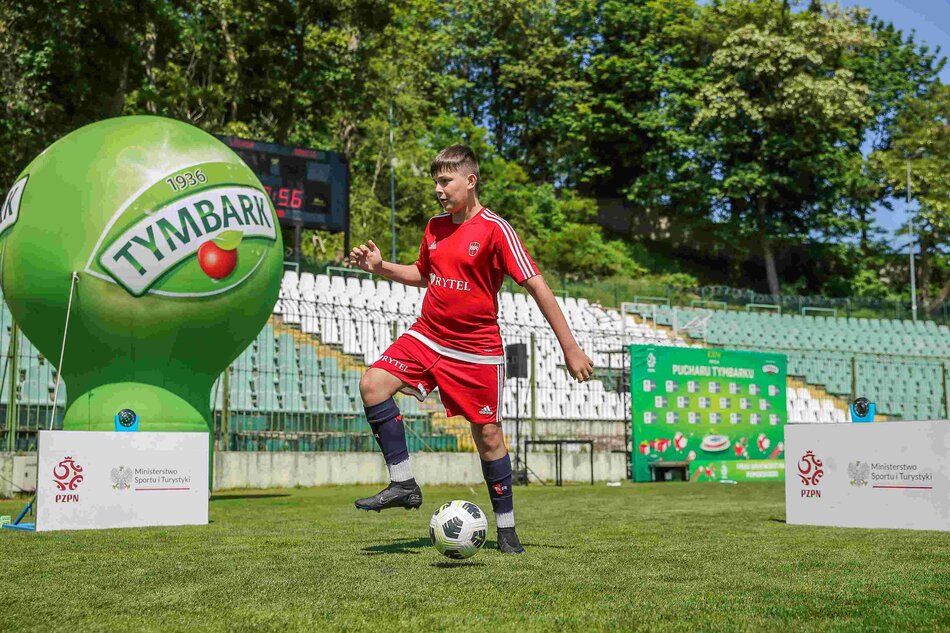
[837,8,945,259]
[431,0,593,182]
[872,84,950,309]
[691,1,876,296]
[0,0,175,185]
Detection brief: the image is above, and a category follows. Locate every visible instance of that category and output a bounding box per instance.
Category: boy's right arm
[349,239,427,287]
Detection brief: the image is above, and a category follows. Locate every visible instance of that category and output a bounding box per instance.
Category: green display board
[630,345,787,482]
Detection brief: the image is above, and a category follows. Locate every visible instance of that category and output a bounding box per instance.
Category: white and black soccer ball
[429,500,488,559]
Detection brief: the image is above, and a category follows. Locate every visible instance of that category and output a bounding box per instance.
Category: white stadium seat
[272,275,850,430]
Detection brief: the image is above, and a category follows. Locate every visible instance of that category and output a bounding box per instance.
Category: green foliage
[0,0,945,302]
[872,84,950,307]
[536,223,646,279]
[851,268,894,300]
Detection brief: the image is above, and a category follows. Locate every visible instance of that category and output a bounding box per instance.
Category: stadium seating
[270,270,697,450]
[271,271,870,429]
[635,305,948,419]
[276,271,678,419]
[10,270,942,450]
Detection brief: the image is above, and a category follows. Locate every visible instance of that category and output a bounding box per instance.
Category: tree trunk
[218,13,239,123]
[757,197,781,298]
[143,20,157,114]
[762,233,781,299]
[858,206,869,257]
[491,59,504,153]
[110,55,129,117]
[933,275,950,314]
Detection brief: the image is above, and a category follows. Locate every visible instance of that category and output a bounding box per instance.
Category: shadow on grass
[431,561,485,568]
[360,536,568,557]
[518,541,571,550]
[769,518,787,524]
[210,494,292,502]
[360,537,431,555]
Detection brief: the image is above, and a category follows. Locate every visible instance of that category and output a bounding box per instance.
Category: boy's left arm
[523,275,594,382]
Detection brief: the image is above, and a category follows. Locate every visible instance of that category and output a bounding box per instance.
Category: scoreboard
[216,136,349,234]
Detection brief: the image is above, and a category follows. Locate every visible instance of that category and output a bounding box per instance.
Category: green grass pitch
[2,482,950,632]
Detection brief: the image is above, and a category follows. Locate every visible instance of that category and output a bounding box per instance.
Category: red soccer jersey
[408,208,540,363]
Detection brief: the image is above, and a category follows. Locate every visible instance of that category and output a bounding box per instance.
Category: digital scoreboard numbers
[217,136,349,233]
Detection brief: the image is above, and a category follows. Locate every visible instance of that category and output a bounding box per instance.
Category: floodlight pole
[5,322,18,452]
[221,366,230,451]
[907,159,918,323]
[389,99,397,263]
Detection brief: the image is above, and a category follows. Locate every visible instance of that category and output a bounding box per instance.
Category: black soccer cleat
[497,527,526,554]
[354,481,423,512]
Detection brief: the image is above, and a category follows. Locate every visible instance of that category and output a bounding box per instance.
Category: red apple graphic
[198,231,241,279]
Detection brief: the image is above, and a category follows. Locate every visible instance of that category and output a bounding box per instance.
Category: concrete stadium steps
[269,315,366,373]
[272,269,866,431]
[430,413,478,452]
[221,306,462,449]
[643,315,854,424]
[4,273,899,453]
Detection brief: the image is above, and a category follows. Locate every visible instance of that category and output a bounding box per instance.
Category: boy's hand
[349,240,383,273]
[565,345,594,382]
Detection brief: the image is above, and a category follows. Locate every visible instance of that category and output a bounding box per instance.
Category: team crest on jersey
[468,241,480,257]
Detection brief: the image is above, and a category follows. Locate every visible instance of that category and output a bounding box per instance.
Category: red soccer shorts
[371,334,505,424]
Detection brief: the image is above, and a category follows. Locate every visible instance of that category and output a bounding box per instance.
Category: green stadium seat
[256,390,280,412]
[329,391,357,414]
[282,392,306,413]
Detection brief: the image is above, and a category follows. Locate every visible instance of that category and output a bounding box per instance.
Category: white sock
[388,459,413,483]
[496,510,515,529]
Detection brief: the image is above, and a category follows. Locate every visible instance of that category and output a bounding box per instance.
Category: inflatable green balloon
[0,116,282,442]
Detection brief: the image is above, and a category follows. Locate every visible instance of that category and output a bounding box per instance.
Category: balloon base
[62,382,209,432]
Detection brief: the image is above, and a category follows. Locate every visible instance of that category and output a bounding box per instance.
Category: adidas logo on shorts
[479,405,492,415]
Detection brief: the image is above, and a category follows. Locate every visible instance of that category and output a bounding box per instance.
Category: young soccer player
[349,145,594,554]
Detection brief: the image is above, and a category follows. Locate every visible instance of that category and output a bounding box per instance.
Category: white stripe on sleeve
[483,211,535,280]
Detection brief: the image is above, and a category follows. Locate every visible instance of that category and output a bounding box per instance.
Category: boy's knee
[475,423,506,453]
[359,372,379,402]
[360,369,395,404]
[484,427,503,448]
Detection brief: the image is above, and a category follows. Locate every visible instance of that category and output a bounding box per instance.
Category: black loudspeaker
[505,343,528,379]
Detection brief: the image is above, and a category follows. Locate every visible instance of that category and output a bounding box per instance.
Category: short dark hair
[430,145,479,193]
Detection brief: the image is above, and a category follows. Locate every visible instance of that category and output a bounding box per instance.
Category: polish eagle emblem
[110,466,134,490]
[847,461,870,487]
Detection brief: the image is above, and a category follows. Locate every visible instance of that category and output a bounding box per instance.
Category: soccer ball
[429,500,488,559]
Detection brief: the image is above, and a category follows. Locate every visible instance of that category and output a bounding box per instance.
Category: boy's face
[433,169,476,213]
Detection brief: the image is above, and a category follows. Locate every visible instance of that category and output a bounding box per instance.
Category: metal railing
[4,290,948,454]
[1,300,634,455]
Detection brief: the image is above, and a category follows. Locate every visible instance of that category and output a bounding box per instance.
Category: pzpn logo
[52,456,84,503]
[797,450,824,498]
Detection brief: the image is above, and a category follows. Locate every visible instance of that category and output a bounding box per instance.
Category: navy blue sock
[481,454,514,523]
[365,399,411,482]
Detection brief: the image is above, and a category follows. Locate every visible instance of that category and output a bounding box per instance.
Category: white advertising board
[36,431,208,532]
[785,421,950,532]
